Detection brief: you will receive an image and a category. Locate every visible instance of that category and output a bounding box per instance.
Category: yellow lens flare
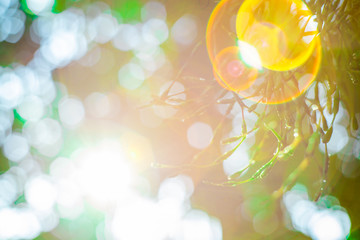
[236,0,318,71]
[213,46,258,92]
[206,0,321,104]
[242,22,288,69]
[238,37,322,104]
[206,0,239,67]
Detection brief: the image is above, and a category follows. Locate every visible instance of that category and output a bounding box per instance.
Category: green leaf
[251,159,276,180]
[322,126,333,144]
[306,131,321,155]
[333,90,340,115]
[227,161,253,180]
[352,115,359,130]
[322,115,328,131]
[264,123,282,142]
[221,136,245,145]
[248,103,259,112]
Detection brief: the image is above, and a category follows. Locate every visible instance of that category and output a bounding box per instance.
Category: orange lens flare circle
[242,22,288,70]
[206,0,321,104]
[238,37,322,104]
[236,0,318,71]
[214,46,258,92]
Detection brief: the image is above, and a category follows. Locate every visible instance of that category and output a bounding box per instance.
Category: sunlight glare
[238,40,263,70]
[73,140,133,207]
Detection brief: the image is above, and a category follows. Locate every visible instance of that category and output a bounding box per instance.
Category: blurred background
[0,0,359,239]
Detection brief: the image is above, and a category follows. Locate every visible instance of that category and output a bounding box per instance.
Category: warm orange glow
[238,37,322,104]
[236,0,318,71]
[206,0,321,104]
